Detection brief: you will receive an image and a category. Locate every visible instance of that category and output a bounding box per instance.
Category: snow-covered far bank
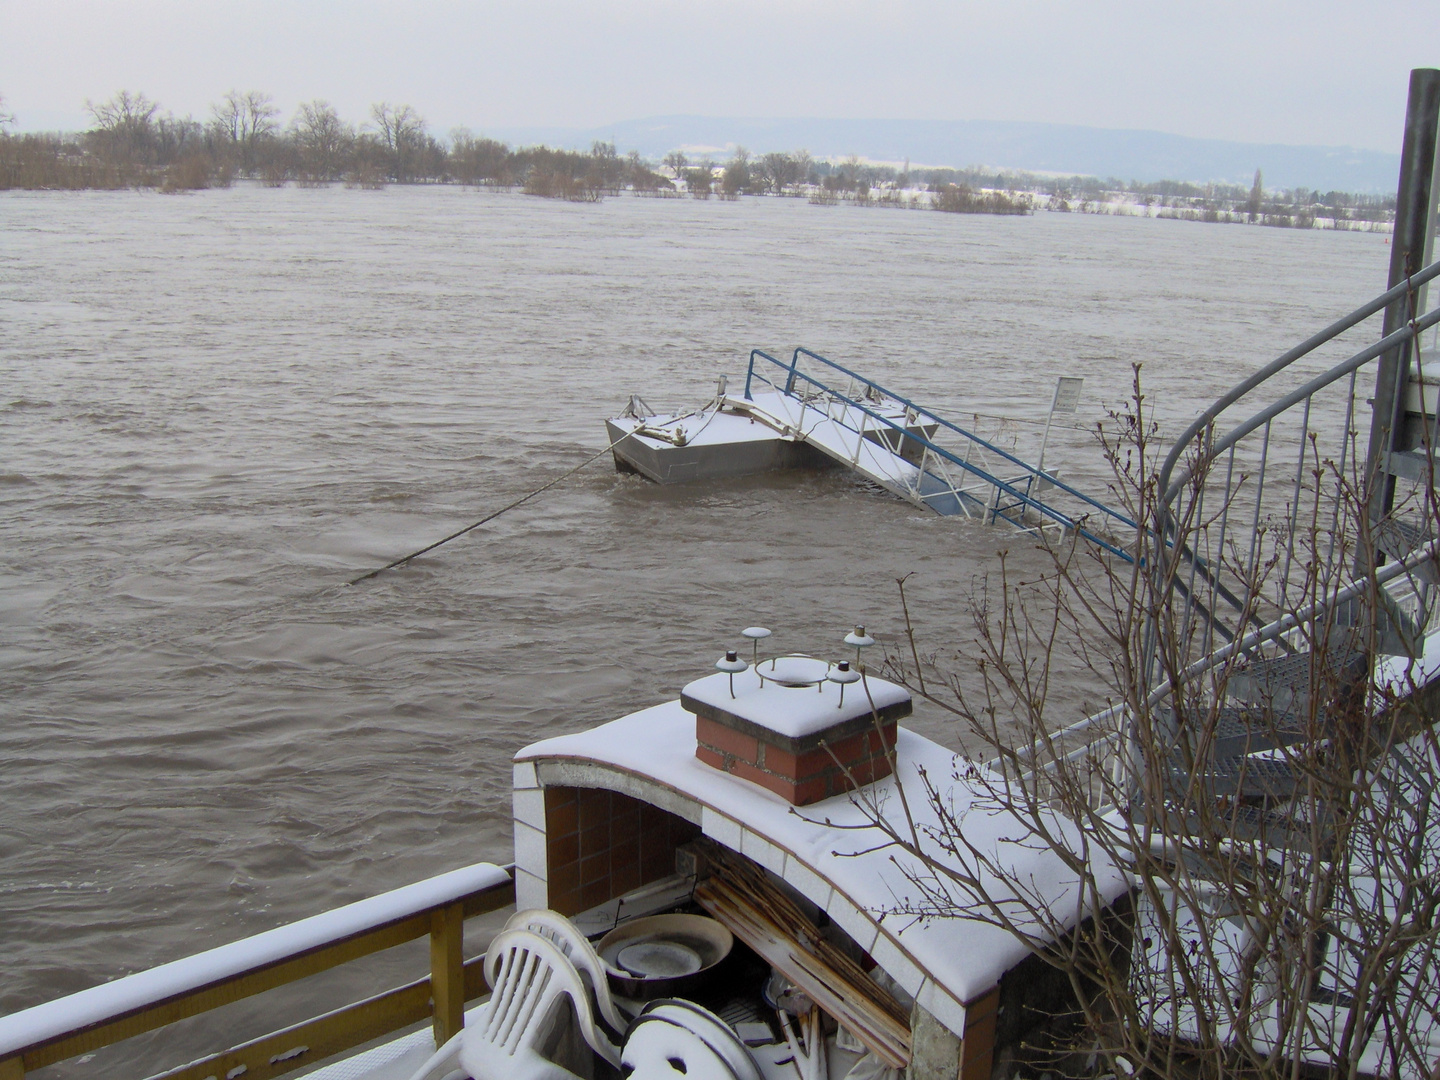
[651,171,1396,232]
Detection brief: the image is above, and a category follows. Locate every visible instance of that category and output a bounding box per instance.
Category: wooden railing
[0,862,516,1080]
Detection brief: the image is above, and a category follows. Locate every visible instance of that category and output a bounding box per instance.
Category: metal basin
[597,913,733,1001]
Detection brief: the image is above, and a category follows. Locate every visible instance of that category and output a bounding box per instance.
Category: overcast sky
[1,0,1435,152]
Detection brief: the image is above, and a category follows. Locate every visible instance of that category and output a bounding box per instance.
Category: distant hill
[486,116,1399,194]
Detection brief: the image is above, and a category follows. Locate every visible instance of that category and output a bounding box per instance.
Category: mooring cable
[348,430,634,585]
[10,431,640,675]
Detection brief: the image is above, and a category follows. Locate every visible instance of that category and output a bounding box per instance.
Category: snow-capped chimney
[680,655,911,806]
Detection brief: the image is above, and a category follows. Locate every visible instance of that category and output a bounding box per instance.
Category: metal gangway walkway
[736,347,1138,560]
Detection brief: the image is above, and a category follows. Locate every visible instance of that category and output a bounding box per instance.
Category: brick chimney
[681,656,912,806]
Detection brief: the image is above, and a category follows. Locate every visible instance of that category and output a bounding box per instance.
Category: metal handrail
[1143,266,1439,639]
[1023,536,1440,775]
[787,347,1139,530]
[744,349,1136,559]
[1159,260,1440,503]
[744,348,784,400]
[1109,258,1440,813]
[743,348,1134,558]
[997,262,1440,797]
[1142,298,1440,647]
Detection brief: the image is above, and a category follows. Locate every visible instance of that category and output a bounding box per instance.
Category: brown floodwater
[0,184,1391,1050]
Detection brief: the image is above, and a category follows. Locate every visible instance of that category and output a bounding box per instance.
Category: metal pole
[1364,68,1440,536]
[1036,376,1083,476]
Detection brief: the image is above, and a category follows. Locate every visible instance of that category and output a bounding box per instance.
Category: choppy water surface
[1,186,1390,1030]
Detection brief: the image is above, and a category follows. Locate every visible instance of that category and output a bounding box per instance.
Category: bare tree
[685,159,713,199]
[369,102,427,182]
[450,129,511,186]
[86,90,161,163]
[209,90,279,175]
[82,90,175,185]
[627,150,674,194]
[663,150,688,176]
[721,146,749,197]
[864,371,1440,1080]
[0,94,16,131]
[1248,168,1264,223]
[588,140,624,191]
[290,100,351,182]
[756,151,802,195]
[794,148,814,187]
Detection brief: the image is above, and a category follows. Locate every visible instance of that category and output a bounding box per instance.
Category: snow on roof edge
[516,701,1128,1008]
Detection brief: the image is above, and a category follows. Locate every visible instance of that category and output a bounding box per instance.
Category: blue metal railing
[742,346,1139,559]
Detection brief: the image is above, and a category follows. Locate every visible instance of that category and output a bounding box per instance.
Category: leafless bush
[160,154,212,192]
[343,161,387,190]
[931,182,1030,216]
[685,162,714,199]
[868,373,1440,1080]
[521,167,601,202]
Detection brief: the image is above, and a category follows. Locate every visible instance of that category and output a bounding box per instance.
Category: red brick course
[696,717,760,761]
[695,745,726,771]
[694,715,897,806]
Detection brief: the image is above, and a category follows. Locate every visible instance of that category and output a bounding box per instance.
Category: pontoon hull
[606,419,832,485]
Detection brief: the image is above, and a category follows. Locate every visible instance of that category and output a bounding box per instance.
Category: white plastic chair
[406,928,622,1080]
[502,908,630,1036]
[621,999,764,1080]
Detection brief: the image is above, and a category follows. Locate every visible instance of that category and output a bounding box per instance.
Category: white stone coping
[514,701,1127,1037]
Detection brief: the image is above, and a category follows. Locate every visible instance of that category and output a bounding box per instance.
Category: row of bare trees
[0,90,680,198]
[0,90,1399,223]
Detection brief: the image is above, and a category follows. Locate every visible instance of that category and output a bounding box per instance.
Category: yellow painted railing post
[429,901,465,1047]
[0,870,513,1080]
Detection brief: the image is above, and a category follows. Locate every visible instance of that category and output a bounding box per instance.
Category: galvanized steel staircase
[740,347,1139,559]
[1140,255,1440,827]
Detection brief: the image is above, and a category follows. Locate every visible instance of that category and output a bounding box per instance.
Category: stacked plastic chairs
[405,918,621,1080]
[406,909,765,1080]
[501,908,632,1040]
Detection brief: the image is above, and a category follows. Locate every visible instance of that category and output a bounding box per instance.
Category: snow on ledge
[517,702,1126,1012]
[1372,631,1440,702]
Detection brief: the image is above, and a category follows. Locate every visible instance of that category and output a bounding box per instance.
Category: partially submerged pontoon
[608,349,1136,559]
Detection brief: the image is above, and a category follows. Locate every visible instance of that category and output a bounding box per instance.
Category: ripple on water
[0,186,1393,1044]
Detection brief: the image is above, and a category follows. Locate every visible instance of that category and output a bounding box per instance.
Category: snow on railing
[0,861,514,1079]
